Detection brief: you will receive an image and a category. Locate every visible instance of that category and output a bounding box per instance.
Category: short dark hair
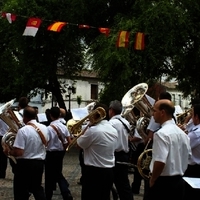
[193,104,200,119]
[18,97,29,108]
[50,107,60,119]
[159,92,172,101]
[109,100,122,115]
[158,102,175,117]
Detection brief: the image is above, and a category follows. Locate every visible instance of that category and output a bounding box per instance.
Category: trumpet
[66,107,106,151]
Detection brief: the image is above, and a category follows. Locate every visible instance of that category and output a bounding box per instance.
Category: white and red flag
[2,12,16,23]
[23,18,42,37]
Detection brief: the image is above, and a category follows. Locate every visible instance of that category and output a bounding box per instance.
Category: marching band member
[129,129,144,195]
[18,97,29,118]
[0,119,9,178]
[180,98,200,133]
[148,100,191,200]
[108,100,133,200]
[183,104,200,200]
[4,106,48,200]
[59,108,67,125]
[77,103,118,200]
[45,107,73,200]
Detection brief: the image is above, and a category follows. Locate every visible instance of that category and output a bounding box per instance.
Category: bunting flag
[99,28,110,36]
[1,10,148,50]
[47,22,67,32]
[134,32,145,50]
[116,31,130,48]
[2,12,16,23]
[23,18,42,37]
[78,24,90,29]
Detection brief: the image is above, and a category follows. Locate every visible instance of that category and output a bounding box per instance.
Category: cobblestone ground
[0,147,144,200]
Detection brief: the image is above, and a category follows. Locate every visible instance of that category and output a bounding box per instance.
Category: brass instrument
[121,83,153,179]
[137,139,152,179]
[0,99,24,163]
[122,83,153,141]
[67,119,82,137]
[66,107,106,151]
[176,108,192,125]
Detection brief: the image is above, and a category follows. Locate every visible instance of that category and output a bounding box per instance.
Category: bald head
[60,108,66,118]
[153,99,175,124]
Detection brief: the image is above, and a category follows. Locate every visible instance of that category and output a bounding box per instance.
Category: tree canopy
[1,0,200,107]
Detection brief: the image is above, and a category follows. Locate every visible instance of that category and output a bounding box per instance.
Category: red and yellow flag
[47,22,67,32]
[116,31,130,48]
[99,28,110,36]
[134,32,145,50]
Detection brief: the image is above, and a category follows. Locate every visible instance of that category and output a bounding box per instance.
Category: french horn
[0,99,24,163]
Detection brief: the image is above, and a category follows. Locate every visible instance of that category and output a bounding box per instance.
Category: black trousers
[0,136,8,178]
[131,143,145,194]
[114,151,133,200]
[14,159,46,200]
[147,175,184,200]
[81,165,114,200]
[45,151,71,200]
[184,164,200,200]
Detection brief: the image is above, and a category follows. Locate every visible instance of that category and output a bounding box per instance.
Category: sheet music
[183,177,200,189]
[37,113,47,122]
[175,105,183,115]
[13,111,23,121]
[145,94,155,106]
[71,107,89,121]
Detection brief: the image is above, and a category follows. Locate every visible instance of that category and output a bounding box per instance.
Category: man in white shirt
[148,99,191,200]
[0,119,9,178]
[77,103,118,200]
[4,106,48,200]
[45,107,73,200]
[109,100,133,200]
[184,104,200,200]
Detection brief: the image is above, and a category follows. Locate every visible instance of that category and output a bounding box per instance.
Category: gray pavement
[0,147,144,200]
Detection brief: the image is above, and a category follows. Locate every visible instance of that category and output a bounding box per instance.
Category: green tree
[83,0,200,103]
[0,0,85,109]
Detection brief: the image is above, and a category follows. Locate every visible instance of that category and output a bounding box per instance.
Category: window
[91,84,98,100]
[179,94,182,106]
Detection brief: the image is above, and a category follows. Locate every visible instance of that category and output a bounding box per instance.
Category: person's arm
[149,161,165,187]
[129,136,142,143]
[144,130,154,145]
[8,147,24,157]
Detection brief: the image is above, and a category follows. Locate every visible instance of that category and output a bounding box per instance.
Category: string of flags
[1,11,145,50]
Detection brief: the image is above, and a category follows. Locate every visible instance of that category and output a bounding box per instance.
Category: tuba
[66,107,106,151]
[121,83,153,141]
[121,83,153,179]
[0,99,24,163]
